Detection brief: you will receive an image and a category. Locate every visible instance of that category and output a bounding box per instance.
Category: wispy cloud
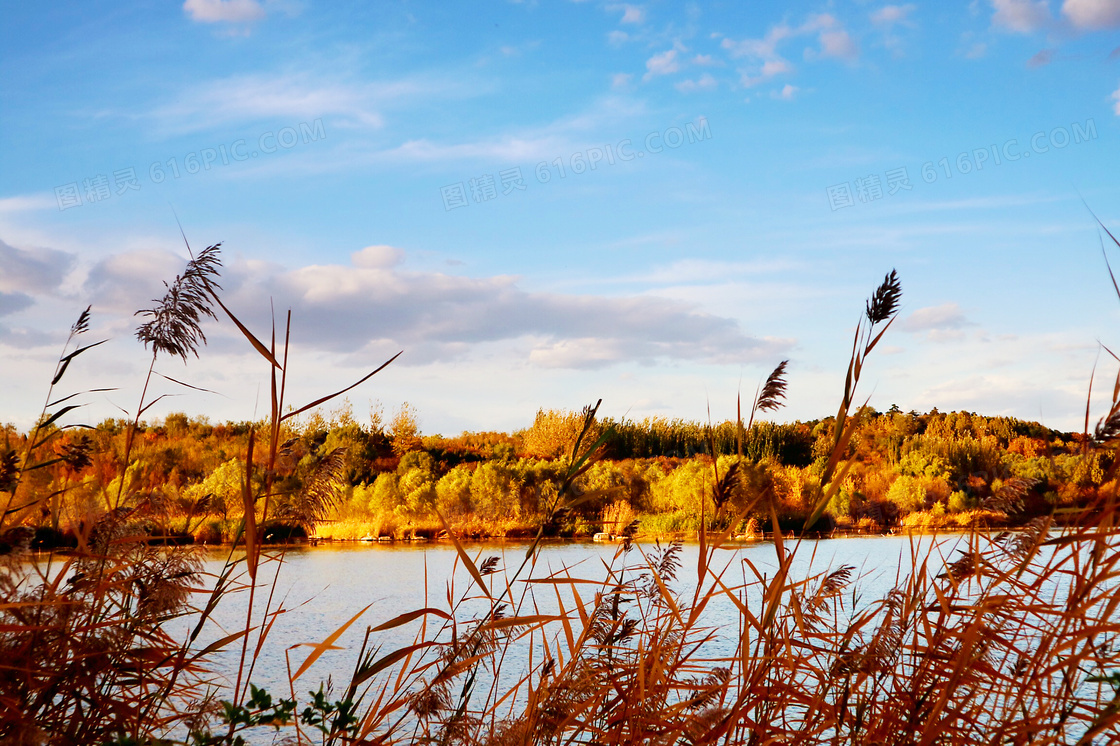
[871,4,918,56]
[182,0,266,24]
[990,0,1052,33]
[901,302,977,341]
[0,193,57,214]
[200,94,648,176]
[821,34,858,61]
[802,14,859,61]
[773,84,799,100]
[380,135,573,164]
[741,59,793,87]
[1113,82,1120,115]
[675,73,717,93]
[722,13,858,88]
[871,4,918,28]
[623,258,800,285]
[144,70,470,137]
[378,96,645,163]
[721,24,790,60]
[616,4,645,24]
[644,48,681,79]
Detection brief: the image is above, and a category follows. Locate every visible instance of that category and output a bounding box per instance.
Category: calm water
[182,534,969,700]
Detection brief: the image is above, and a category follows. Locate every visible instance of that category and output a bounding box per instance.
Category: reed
[0,246,230,745]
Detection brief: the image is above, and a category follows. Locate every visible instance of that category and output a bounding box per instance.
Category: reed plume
[135,243,222,361]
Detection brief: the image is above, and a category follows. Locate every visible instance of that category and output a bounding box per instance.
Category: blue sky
[1,0,1119,436]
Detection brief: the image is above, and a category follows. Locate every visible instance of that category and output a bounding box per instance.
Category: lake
[187,534,970,702]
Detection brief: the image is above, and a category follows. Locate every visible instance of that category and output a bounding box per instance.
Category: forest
[0,396,1096,548]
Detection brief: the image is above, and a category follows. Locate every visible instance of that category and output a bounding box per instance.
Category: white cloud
[60,245,787,370]
[722,24,794,62]
[1113,83,1120,115]
[739,59,793,87]
[624,258,798,284]
[762,59,793,76]
[142,69,487,138]
[611,72,633,90]
[871,5,917,56]
[1062,0,1120,28]
[367,96,647,166]
[352,245,404,268]
[901,303,977,341]
[724,12,857,87]
[818,29,860,60]
[803,14,860,61]
[608,30,629,46]
[182,0,266,24]
[871,4,918,27]
[0,193,57,214]
[912,372,1071,417]
[644,49,680,78]
[692,54,717,65]
[773,84,799,100]
[990,0,1052,33]
[211,250,788,369]
[382,134,571,163]
[526,333,782,370]
[145,72,402,135]
[675,73,717,93]
[620,4,645,24]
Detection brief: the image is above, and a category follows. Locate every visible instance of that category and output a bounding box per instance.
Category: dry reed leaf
[291,602,372,682]
[435,507,492,599]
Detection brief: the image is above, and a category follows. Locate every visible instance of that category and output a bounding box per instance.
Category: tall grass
[2,229,1120,745]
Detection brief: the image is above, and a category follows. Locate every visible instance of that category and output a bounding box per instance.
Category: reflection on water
[181,535,968,700]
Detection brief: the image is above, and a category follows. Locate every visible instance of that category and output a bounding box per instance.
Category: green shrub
[366,472,401,516]
[470,461,522,520]
[638,509,699,536]
[646,459,714,515]
[898,450,948,478]
[948,489,973,513]
[436,465,474,517]
[886,475,927,513]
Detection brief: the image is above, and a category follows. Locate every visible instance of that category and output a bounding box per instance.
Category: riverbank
[8,503,1033,553]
